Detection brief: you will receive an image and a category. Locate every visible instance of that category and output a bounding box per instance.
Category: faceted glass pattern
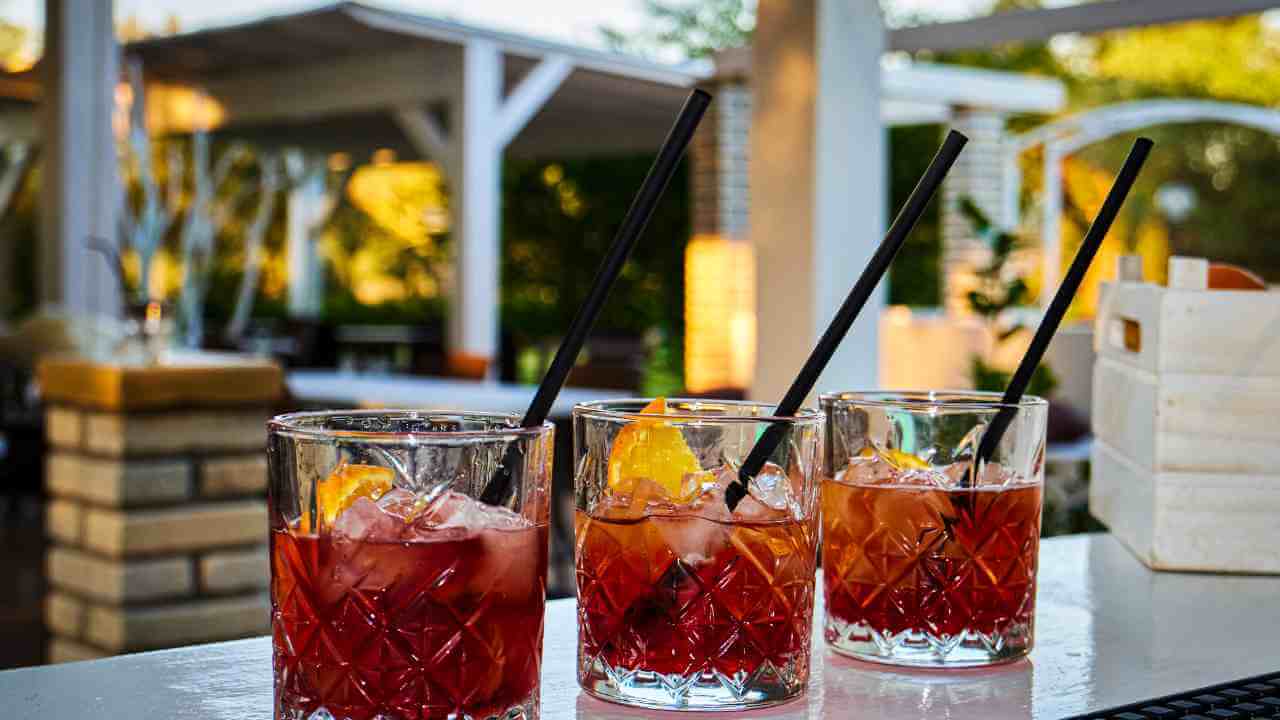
[575,511,816,709]
[819,392,1046,668]
[572,400,823,710]
[268,411,553,720]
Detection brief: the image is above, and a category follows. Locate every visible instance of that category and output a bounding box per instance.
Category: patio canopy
[127,3,705,160]
[16,0,1067,378]
[118,3,1065,155]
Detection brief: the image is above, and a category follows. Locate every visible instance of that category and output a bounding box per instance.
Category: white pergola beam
[344,3,705,88]
[882,99,951,127]
[494,55,573,149]
[883,62,1065,116]
[392,104,458,178]
[890,0,1280,52]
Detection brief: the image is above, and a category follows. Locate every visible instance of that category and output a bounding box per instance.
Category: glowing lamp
[684,234,756,393]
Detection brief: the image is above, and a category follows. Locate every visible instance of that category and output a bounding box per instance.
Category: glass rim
[267,409,555,442]
[820,390,1048,413]
[573,398,823,424]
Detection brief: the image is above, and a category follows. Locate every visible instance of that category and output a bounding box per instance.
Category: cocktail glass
[572,398,823,711]
[267,410,553,720]
[820,391,1047,668]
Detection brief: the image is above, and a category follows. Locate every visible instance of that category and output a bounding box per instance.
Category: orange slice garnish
[299,463,394,532]
[861,446,929,470]
[607,397,704,503]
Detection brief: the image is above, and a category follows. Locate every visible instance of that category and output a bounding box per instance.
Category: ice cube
[631,476,679,514]
[652,514,731,566]
[331,496,407,542]
[748,463,792,511]
[841,451,896,486]
[413,494,539,599]
[593,491,639,520]
[899,467,947,488]
[687,466,734,523]
[416,490,530,531]
[376,488,426,522]
[940,460,1014,489]
[592,475,681,520]
[473,522,541,600]
[733,462,799,522]
[471,501,530,531]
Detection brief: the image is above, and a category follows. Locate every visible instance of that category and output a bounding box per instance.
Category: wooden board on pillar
[38,353,283,412]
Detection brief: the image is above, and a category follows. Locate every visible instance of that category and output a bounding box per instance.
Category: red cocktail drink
[573,399,822,710]
[819,391,1047,668]
[822,478,1040,665]
[272,518,547,720]
[267,412,554,720]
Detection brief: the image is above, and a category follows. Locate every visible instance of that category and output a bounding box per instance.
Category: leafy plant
[600,0,753,59]
[959,197,1058,398]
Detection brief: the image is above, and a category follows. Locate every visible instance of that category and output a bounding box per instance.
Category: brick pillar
[691,76,750,241]
[941,109,1008,314]
[685,61,757,394]
[38,356,281,663]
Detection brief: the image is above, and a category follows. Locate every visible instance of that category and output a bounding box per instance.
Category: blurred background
[2,0,1279,669]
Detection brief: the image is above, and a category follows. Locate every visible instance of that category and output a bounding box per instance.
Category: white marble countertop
[3,534,1278,719]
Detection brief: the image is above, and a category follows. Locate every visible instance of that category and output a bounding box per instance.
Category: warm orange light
[144,83,226,134]
[346,162,449,239]
[328,152,352,172]
[684,234,756,393]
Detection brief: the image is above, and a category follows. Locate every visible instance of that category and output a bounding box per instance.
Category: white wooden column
[453,40,504,369]
[1041,142,1064,308]
[40,0,120,316]
[286,169,326,318]
[395,43,572,373]
[750,0,886,401]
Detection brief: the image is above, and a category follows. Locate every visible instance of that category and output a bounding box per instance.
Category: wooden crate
[1089,257,1280,573]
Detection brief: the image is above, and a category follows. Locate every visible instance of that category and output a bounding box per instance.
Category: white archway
[1002,99,1280,305]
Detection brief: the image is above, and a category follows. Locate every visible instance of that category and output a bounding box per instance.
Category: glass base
[578,654,806,712]
[824,617,1032,668]
[277,694,538,720]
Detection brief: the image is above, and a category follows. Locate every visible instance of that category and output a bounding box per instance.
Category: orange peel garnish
[607,397,704,502]
[861,446,929,471]
[298,463,394,532]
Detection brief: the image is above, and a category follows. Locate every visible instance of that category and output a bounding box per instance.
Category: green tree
[601,0,753,59]
[959,197,1058,398]
[501,156,689,341]
[919,8,1280,282]
[1075,15,1280,280]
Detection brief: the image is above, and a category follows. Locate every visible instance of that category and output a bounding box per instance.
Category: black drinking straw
[972,137,1153,472]
[726,130,969,511]
[479,89,713,506]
